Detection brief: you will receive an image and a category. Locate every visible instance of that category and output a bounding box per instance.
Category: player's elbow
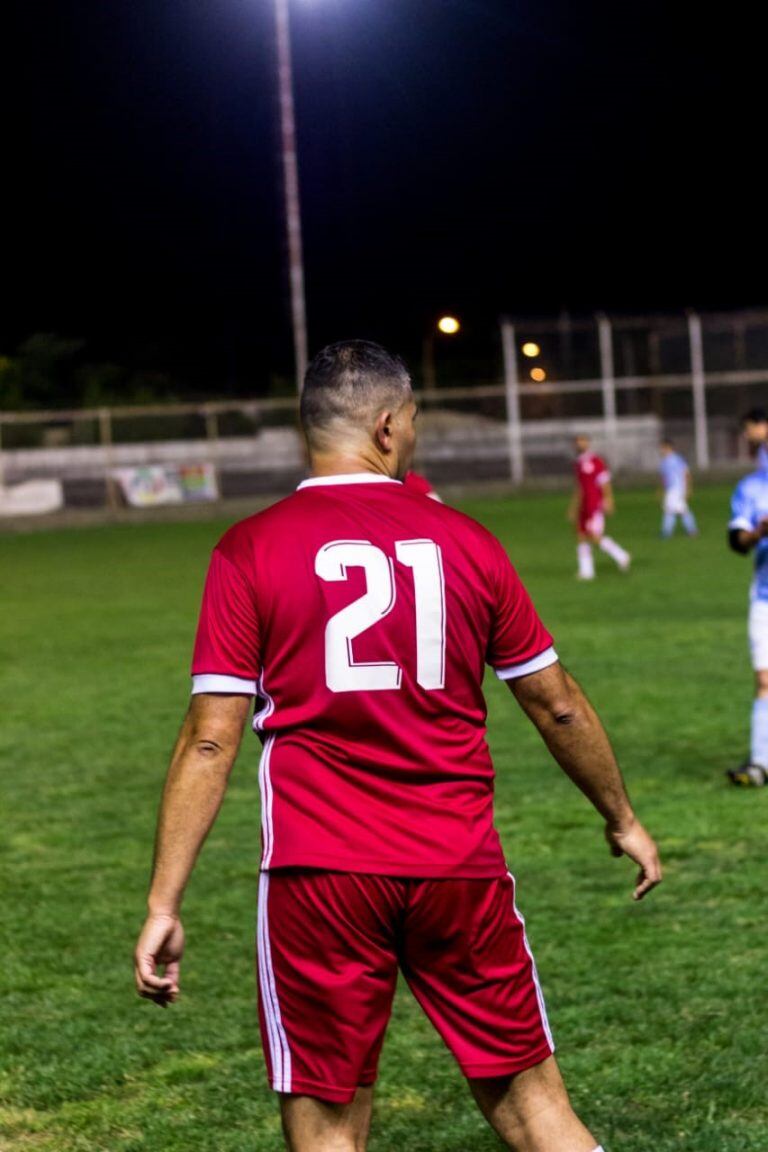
[544,672,587,726]
[185,719,241,761]
[550,700,580,726]
[192,735,227,758]
[728,528,750,554]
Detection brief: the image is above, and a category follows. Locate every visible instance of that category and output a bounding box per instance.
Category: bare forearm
[511,663,661,900]
[148,700,247,916]
[513,667,633,828]
[601,482,614,512]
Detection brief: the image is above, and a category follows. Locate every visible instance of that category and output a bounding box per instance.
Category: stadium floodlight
[423,316,461,389]
[530,367,547,382]
[437,316,461,335]
[274,0,308,392]
[522,342,540,358]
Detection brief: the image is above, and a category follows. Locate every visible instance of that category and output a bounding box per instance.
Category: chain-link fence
[2,308,767,515]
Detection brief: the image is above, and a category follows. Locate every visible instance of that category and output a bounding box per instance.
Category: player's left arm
[601,479,615,515]
[509,661,662,901]
[134,692,251,1005]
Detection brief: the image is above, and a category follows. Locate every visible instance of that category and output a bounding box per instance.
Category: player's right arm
[134,693,251,1005]
[135,539,261,1007]
[509,662,662,901]
[729,524,768,553]
[728,479,767,553]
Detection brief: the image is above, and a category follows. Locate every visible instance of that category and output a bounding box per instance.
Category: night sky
[2,1,763,393]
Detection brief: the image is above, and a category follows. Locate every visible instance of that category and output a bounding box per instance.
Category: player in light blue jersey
[727,408,768,785]
[658,440,697,537]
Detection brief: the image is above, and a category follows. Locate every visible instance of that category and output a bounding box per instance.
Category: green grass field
[2,482,767,1152]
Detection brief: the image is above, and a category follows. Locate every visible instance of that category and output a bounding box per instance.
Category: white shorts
[663,490,688,516]
[748,598,768,670]
[579,510,604,537]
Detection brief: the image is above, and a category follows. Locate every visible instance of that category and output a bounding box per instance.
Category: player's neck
[308,449,397,480]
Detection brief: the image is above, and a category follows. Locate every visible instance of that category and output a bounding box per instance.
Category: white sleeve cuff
[729,517,753,532]
[191,673,259,695]
[494,646,559,681]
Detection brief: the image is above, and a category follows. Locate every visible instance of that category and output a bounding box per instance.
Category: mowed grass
[1,482,766,1152]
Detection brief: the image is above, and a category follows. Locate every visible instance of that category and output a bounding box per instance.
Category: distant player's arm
[567,486,579,523]
[134,692,251,1005]
[729,520,768,554]
[601,479,615,515]
[508,661,661,901]
[728,481,767,553]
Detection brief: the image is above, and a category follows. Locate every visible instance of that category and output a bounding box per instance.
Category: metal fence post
[500,317,524,484]
[203,404,221,497]
[687,310,710,469]
[99,406,119,511]
[596,312,618,461]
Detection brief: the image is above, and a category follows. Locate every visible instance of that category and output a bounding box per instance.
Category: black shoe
[726,763,767,787]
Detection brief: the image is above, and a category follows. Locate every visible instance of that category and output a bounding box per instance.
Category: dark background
[1,0,762,396]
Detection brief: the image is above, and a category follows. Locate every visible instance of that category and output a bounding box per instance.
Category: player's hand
[134,913,185,1006]
[758,517,768,538]
[603,498,615,515]
[605,818,662,901]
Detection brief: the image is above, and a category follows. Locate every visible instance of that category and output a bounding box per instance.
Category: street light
[274,0,308,392]
[423,315,461,389]
[437,315,461,335]
[521,342,540,358]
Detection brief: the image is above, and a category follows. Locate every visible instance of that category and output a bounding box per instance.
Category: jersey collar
[297,473,401,490]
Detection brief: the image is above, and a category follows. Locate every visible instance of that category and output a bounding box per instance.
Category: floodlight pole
[500,317,524,485]
[275,0,308,392]
[596,312,618,461]
[687,310,710,469]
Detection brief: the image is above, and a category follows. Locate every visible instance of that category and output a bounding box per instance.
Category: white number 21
[314,539,446,693]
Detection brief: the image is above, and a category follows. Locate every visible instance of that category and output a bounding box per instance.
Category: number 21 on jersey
[314,539,446,693]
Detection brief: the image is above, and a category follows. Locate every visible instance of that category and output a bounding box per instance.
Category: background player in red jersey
[569,434,631,580]
[402,468,442,500]
[134,342,661,1152]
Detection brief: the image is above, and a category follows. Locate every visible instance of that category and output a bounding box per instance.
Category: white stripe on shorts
[258,734,276,868]
[257,873,292,1092]
[507,872,555,1053]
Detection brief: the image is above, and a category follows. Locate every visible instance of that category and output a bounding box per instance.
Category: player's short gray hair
[300,340,412,443]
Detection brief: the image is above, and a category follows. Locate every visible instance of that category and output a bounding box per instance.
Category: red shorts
[256,871,554,1103]
[579,507,604,536]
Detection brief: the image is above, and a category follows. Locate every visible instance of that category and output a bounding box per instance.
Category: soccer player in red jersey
[569,434,631,580]
[402,468,442,500]
[134,342,661,1152]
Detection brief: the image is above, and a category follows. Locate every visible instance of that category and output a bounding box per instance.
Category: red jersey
[191,474,557,878]
[403,470,440,500]
[575,452,610,514]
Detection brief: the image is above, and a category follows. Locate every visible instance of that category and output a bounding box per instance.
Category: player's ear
[374,409,394,454]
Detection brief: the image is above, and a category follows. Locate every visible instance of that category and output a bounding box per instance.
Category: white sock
[599,535,630,567]
[750,699,768,766]
[593,1147,606,1151]
[577,542,595,578]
